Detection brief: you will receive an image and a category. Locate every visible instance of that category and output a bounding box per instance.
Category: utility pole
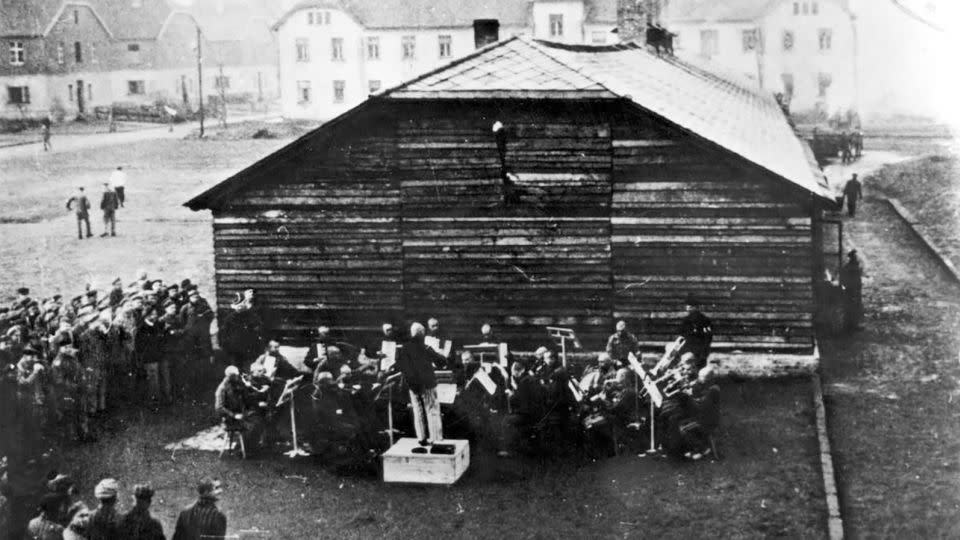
[218,62,227,128]
[196,25,204,138]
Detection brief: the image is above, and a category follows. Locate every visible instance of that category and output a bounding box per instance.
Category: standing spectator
[41,116,52,152]
[160,300,186,397]
[108,167,127,208]
[179,288,214,385]
[678,296,713,370]
[605,320,640,367]
[99,183,119,237]
[119,484,164,540]
[50,345,88,441]
[107,279,124,309]
[218,291,264,368]
[843,174,862,218]
[87,478,121,540]
[135,308,169,404]
[66,187,93,240]
[171,478,227,540]
[25,493,65,540]
[840,250,865,332]
[79,316,112,414]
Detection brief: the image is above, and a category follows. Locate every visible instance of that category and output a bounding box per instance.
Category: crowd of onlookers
[0,273,220,539]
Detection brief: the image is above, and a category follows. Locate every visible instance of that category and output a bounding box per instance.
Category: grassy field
[56,380,825,540]
[0,136,831,538]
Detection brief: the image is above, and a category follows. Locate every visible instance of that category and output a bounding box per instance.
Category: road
[818,191,960,537]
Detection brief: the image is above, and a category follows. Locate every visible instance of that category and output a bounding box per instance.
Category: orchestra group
[212,295,722,467]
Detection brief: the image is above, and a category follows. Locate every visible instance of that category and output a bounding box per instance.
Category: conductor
[396,323,446,449]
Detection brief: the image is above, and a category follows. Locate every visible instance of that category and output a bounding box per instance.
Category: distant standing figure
[66,187,93,239]
[109,166,127,207]
[41,117,52,151]
[100,182,119,237]
[840,131,851,164]
[843,174,862,217]
[171,478,227,540]
[839,250,864,331]
[679,296,713,370]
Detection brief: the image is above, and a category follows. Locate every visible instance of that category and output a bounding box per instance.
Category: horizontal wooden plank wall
[611,115,815,352]
[213,109,402,341]
[395,101,614,348]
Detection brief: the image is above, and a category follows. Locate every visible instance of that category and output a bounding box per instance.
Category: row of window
[698,28,832,56]
[780,71,833,99]
[8,40,140,66]
[793,2,819,15]
[307,10,332,25]
[296,79,386,105]
[296,35,455,62]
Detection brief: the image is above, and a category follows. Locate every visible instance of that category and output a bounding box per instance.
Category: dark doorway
[473,19,500,49]
[76,79,85,113]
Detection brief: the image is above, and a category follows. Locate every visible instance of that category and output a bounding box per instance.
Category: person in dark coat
[171,479,227,540]
[395,323,446,446]
[179,287,214,385]
[303,325,339,382]
[218,294,264,368]
[99,183,119,237]
[87,478,121,540]
[119,484,164,540]
[839,250,864,331]
[66,187,92,240]
[502,361,542,456]
[135,309,169,403]
[679,296,713,370]
[843,174,862,217]
[605,320,640,367]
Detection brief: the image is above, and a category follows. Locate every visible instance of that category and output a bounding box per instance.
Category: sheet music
[629,352,663,408]
[473,368,497,395]
[380,341,397,371]
[424,336,453,357]
[498,342,509,366]
[436,382,458,404]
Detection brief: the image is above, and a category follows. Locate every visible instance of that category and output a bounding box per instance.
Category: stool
[221,424,246,459]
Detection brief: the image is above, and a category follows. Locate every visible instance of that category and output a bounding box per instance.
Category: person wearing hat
[839,250,864,332]
[160,298,187,397]
[26,492,65,539]
[109,166,127,208]
[678,296,713,371]
[218,290,264,368]
[180,287,214,384]
[47,473,86,526]
[119,483,164,540]
[66,187,93,240]
[88,478,121,540]
[135,308,169,404]
[10,286,32,310]
[79,316,112,414]
[51,344,89,441]
[108,278,124,309]
[172,478,227,540]
[99,182,120,237]
[605,320,640,368]
[843,173,862,218]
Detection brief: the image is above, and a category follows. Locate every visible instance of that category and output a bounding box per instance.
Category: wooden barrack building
[185,37,835,356]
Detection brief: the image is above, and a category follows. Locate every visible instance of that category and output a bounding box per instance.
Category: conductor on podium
[396,323,446,448]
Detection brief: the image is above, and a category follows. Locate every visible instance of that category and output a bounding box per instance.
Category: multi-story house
[664,0,857,116]
[273,0,649,120]
[0,0,280,120]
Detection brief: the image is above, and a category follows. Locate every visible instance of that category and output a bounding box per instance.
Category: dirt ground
[818,183,960,536]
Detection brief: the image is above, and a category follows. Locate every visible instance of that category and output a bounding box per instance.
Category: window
[781,73,794,98]
[333,80,345,103]
[802,2,809,14]
[68,84,73,101]
[591,31,607,44]
[295,38,310,62]
[127,42,140,63]
[90,43,96,63]
[74,41,82,63]
[214,75,230,89]
[56,42,64,65]
[793,2,799,14]
[700,29,718,56]
[439,35,452,58]
[369,80,381,93]
[297,80,311,103]
[818,72,832,98]
[549,14,563,37]
[782,30,794,51]
[9,41,24,65]
[742,29,758,51]
[127,80,145,95]
[73,9,79,24]
[87,83,92,101]
[366,36,380,59]
[402,35,415,59]
[7,86,30,104]
[331,37,344,61]
[308,11,314,24]
[818,28,832,51]
[812,2,819,14]
[127,43,140,52]
[324,11,331,24]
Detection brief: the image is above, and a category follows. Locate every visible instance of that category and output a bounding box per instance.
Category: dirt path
[819,195,960,538]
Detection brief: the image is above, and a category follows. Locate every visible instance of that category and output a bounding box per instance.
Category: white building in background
[664,0,857,116]
[273,0,629,120]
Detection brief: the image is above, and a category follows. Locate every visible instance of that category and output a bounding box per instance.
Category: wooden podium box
[382,438,470,485]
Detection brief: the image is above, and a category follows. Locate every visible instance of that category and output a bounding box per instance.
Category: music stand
[547,326,581,369]
[629,353,663,456]
[276,375,309,458]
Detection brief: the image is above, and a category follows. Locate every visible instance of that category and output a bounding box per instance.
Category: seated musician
[449,352,495,445]
[660,355,719,460]
[250,340,301,381]
[215,366,264,446]
[502,361,541,457]
[304,326,339,381]
[534,350,575,437]
[579,352,617,398]
[582,368,639,456]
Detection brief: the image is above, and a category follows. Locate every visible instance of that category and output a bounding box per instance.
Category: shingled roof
[186,36,832,209]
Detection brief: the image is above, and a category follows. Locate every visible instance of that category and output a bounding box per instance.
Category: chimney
[617,0,663,42]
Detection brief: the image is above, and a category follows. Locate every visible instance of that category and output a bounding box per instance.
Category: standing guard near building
[679,296,713,370]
